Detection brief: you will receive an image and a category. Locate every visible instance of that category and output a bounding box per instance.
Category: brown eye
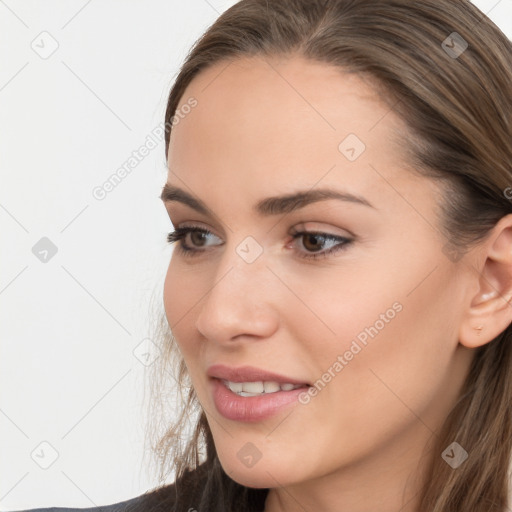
[290,230,353,260]
[166,226,221,257]
[189,230,209,247]
[166,227,353,261]
[301,233,325,253]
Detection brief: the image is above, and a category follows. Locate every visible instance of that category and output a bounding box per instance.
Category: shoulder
[6,475,181,512]
[6,462,268,512]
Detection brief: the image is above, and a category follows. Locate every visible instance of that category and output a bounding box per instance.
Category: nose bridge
[210,233,269,297]
[194,236,279,342]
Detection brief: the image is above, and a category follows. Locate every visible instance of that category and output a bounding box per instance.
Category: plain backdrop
[1,0,511,509]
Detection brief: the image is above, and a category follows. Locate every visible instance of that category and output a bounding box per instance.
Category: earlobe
[458,214,512,349]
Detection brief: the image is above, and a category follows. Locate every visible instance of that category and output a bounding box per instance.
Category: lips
[206,363,311,386]
[209,376,310,422]
[207,364,312,422]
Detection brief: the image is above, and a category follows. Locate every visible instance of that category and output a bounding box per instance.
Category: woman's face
[162,55,475,491]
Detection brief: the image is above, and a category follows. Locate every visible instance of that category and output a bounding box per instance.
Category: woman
[13,0,512,511]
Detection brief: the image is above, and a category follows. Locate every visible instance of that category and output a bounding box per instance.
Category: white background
[1,0,511,509]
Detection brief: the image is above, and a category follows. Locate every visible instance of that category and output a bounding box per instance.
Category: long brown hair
[145,1,512,510]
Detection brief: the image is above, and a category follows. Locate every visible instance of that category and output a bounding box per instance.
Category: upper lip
[207,364,310,386]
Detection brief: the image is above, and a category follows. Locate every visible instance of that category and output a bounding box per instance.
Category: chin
[226,467,285,489]
[219,454,300,489]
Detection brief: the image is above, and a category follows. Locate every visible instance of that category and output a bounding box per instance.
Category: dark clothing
[8,463,269,512]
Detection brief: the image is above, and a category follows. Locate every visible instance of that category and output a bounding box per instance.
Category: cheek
[296,262,461,446]
[163,259,199,355]
[163,260,178,331]
[163,260,213,399]
[163,256,202,324]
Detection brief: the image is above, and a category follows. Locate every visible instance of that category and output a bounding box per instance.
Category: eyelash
[166,226,353,261]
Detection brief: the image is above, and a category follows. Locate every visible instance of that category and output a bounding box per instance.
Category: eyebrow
[160,183,375,216]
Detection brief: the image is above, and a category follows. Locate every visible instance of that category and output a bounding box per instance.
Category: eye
[166,225,353,260]
[166,226,221,257]
[287,229,353,260]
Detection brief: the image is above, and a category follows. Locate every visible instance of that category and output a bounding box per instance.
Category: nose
[194,247,280,345]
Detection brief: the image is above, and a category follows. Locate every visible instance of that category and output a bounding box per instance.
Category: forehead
[167,55,419,210]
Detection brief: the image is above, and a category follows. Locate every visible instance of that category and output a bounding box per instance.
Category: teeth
[228,381,243,393]
[263,381,281,393]
[222,380,303,396]
[243,381,264,393]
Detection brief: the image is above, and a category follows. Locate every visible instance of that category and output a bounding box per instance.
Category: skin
[161,55,512,512]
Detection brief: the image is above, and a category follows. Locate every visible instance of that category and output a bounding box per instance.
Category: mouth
[209,376,312,423]
[220,378,308,397]
[206,363,312,422]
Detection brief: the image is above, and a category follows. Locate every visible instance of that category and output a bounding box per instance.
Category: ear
[459,213,512,349]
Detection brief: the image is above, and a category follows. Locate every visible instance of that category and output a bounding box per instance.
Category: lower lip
[210,378,309,422]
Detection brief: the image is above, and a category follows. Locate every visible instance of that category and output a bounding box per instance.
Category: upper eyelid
[174,220,343,231]
[175,224,353,243]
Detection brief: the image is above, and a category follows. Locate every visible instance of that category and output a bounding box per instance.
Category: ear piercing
[474,325,484,335]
